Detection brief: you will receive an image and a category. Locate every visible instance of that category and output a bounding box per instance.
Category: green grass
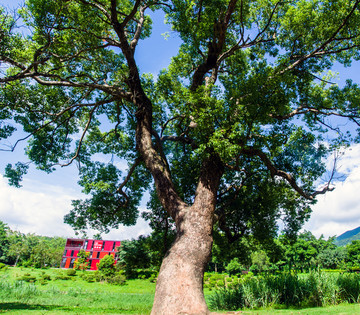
[0,267,155,314]
[240,303,360,314]
[1,267,360,314]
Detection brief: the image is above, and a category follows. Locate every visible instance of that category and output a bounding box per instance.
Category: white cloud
[303,144,360,238]
[0,174,151,240]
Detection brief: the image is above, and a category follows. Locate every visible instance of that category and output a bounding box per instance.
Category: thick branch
[109,0,186,218]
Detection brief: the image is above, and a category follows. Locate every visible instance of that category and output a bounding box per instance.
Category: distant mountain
[335,226,360,246]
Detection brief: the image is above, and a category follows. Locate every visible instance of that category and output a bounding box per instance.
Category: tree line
[2,219,359,275]
[0,221,65,268]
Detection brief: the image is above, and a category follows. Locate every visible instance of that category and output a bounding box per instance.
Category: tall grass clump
[0,278,39,303]
[209,271,360,311]
[337,273,360,303]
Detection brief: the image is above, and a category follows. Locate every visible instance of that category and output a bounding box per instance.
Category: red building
[60,238,121,270]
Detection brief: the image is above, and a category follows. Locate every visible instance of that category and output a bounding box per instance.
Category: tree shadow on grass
[0,302,72,312]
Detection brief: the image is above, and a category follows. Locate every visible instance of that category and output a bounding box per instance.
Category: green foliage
[0,0,359,248]
[66,269,77,277]
[117,237,151,278]
[0,221,9,263]
[225,258,245,276]
[345,240,360,268]
[97,254,116,277]
[4,163,29,188]
[210,271,360,311]
[74,249,90,271]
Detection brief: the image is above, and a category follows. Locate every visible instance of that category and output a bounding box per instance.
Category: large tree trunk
[151,155,223,314]
[151,204,214,315]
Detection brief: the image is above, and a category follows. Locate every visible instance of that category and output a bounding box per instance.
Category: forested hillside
[335,226,360,246]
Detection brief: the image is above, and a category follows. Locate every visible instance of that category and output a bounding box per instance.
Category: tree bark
[151,205,214,315]
[151,156,223,314]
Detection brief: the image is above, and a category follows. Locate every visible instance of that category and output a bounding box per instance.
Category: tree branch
[241,147,334,200]
[116,157,142,207]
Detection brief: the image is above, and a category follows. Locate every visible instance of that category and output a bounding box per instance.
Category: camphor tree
[1,0,360,313]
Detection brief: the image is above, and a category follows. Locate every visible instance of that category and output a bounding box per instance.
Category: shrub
[97,255,116,277]
[17,275,37,283]
[66,269,77,276]
[54,274,71,280]
[226,258,245,276]
[40,274,51,281]
[106,273,126,285]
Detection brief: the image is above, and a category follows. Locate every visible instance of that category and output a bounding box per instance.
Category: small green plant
[66,269,77,276]
[17,273,37,283]
[74,249,90,271]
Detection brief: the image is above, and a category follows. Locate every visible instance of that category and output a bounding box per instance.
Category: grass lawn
[240,303,360,314]
[1,267,359,314]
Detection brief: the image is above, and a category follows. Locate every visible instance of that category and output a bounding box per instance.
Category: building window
[112,242,116,251]
[71,250,74,257]
[96,252,100,259]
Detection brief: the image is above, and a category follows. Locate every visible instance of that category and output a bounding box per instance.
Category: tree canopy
[1,0,360,313]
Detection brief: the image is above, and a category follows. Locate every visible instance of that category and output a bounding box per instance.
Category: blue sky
[1,0,360,241]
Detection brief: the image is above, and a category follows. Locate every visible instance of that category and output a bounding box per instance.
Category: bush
[66,269,77,276]
[54,274,71,280]
[0,263,6,269]
[226,258,245,276]
[40,274,51,281]
[17,274,37,283]
[97,255,115,277]
[106,273,127,285]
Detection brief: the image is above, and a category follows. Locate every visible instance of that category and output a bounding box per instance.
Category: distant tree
[225,258,245,276]
[250,250,271,273]
[2,1,360,312]
[318,247,346,269]
[0,221,9,263]
[345,240,360,268]
[117,237,151,277]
